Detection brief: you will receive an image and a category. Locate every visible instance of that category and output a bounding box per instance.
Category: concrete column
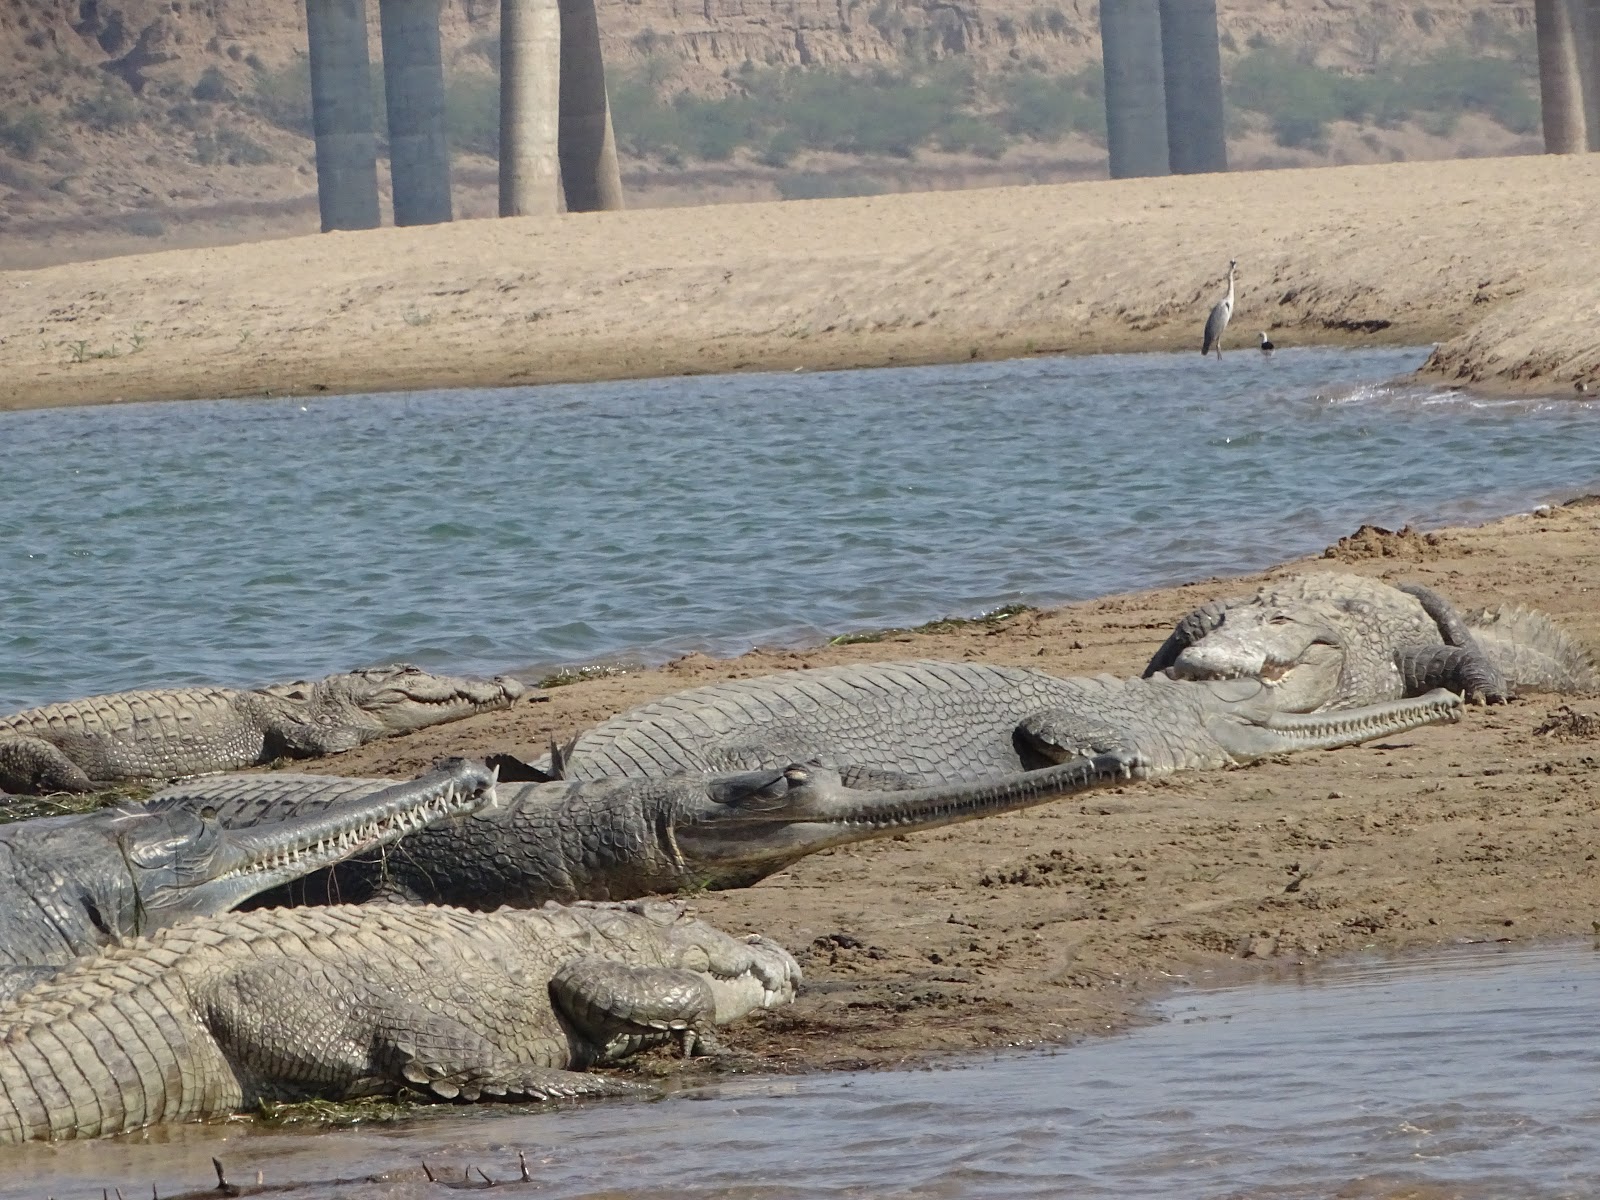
[1579,0,1600,149]
[1100,0,1169,178]
[378,0,453,225]
[305,0,380,231]
[1158,0,1228,175]
[1537,0,1589,153]
[557,0,625,212]
[500,0,562,216]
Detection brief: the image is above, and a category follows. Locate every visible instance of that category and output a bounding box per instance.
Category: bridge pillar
[1100,0,1169,178]
[500,0,563,216]
[557,0,625,211]
[1537,0,1589,152]
[305,0,380,231]
[1158,0,1228,174]
[378,0,454,225]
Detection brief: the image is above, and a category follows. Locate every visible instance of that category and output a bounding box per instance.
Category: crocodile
[0,759,497,1002]
[173,751,1146,907]
[0,899,799,1143]
[490,660,1463,790]
[1143,572,1600,708]
[0,663,525,796]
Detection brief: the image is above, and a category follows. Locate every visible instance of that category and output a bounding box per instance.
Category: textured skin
[215,753,1147,906]
[1145,573,1599,707]
[0,760,496,984]
[0,901,799,1143]
[0,664,524,795]
[517,660,1462,785]
[1462,605,1600,695]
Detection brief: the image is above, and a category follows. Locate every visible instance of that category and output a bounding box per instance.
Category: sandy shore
[293,498,1600,1074]
[3,153,1599,410]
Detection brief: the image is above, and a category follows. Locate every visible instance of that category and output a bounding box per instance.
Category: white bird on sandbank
[1258,331,1275,356]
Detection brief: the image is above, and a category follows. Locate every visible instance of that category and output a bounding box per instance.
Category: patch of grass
[537,663,635,689]
[827,603,1034,645]
[0,783,153,826]
[1227,41,1539,150]
[255,1092,431,1128]
[445,71,498,156]
[247,55,314,136]
[0,109,50,159]
[192,128,274,166]
[70,82,140,130]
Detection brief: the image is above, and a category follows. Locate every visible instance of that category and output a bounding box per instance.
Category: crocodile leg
[550,957,721,1061]
[1395,644,1509,704]
[1143,598,1235,677]
[206,959,641,1104]
[0,736,96,794]
[1011,711,1134,765]
[1396,583,1510,703]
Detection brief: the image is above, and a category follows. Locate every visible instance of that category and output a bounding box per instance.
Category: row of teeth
[219,783,483,881]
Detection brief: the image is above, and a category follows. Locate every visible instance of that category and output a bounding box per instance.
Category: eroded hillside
[0,1,1538,266]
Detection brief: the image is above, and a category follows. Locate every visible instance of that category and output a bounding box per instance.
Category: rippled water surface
[3,348,1598,709]
[7,942,1597,1199]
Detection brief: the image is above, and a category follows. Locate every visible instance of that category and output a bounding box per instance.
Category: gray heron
[1201,259,1236,360]
[1258,331,1275,355]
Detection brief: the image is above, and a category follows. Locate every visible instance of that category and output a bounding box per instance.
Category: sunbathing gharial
[0,759,498,1003]
[177,656,1460,909]
[0,900,799,1143]
[494,659,1462,788]
[175,751,1147,907]
[1143,572,1600,707]
[0,663,524,796]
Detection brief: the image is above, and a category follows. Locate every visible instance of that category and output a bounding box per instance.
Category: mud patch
[1322,523,1446,562]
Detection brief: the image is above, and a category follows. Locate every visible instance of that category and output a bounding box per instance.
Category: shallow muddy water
[7,941,1597,1199]
[3,347,1599,710]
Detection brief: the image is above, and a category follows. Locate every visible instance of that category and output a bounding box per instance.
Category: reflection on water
[6,942,1597,1199]
[3,348,1599,711]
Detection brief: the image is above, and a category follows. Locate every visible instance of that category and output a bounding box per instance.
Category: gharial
[1143,571,1600,708]
[0,899,799,1143]
[489,659,1462,791]
[0,663,525,796]
[177,751,1147,908]
[0,759,497,1002]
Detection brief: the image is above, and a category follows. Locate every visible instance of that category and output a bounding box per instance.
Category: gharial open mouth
[217,774,495,883]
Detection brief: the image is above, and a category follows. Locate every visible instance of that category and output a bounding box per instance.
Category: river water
[2,347,1598,711]
[5,941,1596,1199]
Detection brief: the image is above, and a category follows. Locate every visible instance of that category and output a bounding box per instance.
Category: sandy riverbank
[2,153,1599,410]
[299,498,1600,1073]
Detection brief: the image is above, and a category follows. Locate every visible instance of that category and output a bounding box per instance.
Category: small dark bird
[1258,331,1275,355]
[1201,260,1236,360]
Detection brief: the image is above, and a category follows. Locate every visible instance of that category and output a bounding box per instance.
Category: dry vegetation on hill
[0,1,1541,268]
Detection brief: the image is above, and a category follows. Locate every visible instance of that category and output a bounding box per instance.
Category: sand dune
[2,153,1598,410]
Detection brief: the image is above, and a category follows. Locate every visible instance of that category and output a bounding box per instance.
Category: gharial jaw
[128,758,499,928]
[671,753,1146,889]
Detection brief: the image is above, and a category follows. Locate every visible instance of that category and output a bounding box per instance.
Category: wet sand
[303,497,1600,1074]
[2,153,1599,410]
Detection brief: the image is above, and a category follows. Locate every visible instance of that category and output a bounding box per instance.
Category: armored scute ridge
[0,900,800,1142]
[507,658,1463,787]
[0,663,524,795]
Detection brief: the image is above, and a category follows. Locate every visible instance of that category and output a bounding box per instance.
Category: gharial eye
[781,765,811,784]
